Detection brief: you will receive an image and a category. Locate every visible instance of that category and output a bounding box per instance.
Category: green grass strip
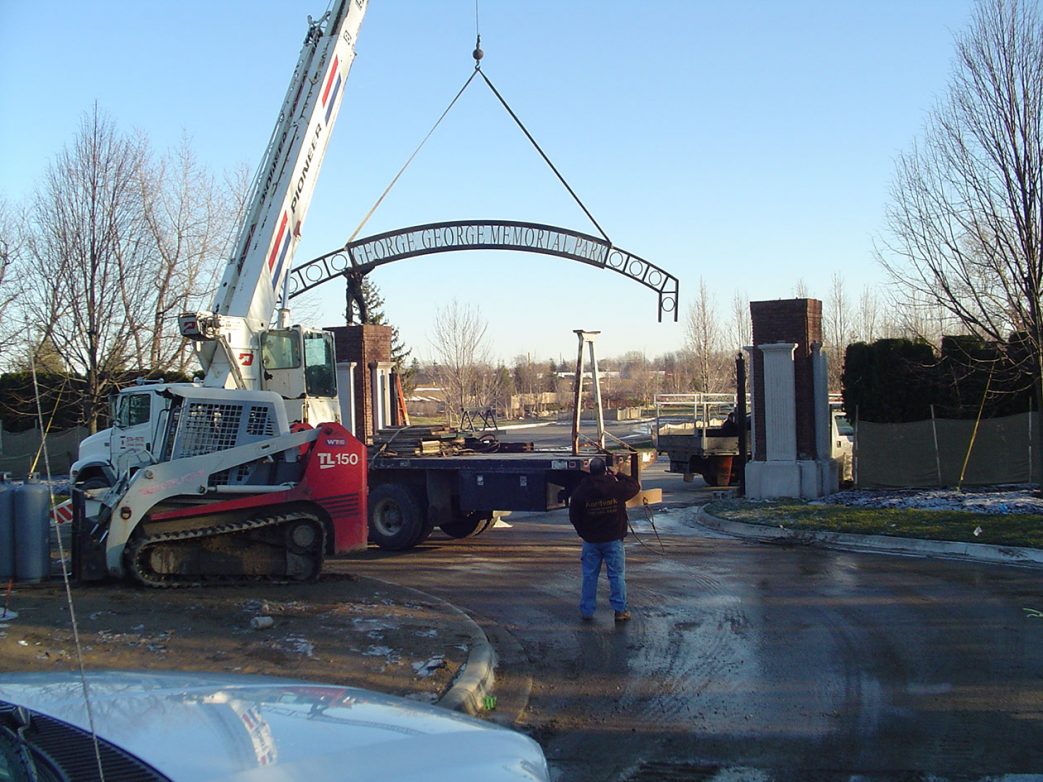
[705,499,1043,549]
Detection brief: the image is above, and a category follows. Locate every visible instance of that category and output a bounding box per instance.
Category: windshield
[303,332,336,397]
[114,394,151,429]
[261,330,301,370]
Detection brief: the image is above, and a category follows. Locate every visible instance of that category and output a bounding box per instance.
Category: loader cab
[260,326,340,425]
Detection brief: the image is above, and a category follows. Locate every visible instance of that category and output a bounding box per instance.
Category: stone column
[745,299,838,498]
[760,343,798,461]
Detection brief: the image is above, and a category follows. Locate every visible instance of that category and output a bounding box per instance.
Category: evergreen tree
[346,276,412,371]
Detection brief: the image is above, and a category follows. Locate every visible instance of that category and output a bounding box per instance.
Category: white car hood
[0,671,548,782]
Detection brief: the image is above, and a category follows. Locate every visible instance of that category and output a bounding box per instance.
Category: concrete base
[745,459,839,499]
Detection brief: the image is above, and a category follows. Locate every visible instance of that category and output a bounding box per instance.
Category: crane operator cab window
[261,329,301,370]
[261,328,337,400]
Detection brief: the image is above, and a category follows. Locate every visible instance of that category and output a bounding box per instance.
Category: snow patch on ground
[817,485,1043,515]
[629,486,1043,542]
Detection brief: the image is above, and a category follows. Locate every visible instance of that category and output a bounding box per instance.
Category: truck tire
[368,483,426,551]
[439,512,494,539]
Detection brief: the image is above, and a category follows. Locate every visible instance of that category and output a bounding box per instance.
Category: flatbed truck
[365,431,636,550]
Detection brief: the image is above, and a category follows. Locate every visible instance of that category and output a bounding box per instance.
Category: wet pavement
[337,480,1043,781]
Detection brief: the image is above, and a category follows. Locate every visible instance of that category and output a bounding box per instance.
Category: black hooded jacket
[568,470,641,543]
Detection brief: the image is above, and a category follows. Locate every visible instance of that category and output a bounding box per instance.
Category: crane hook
[473,34,484,69]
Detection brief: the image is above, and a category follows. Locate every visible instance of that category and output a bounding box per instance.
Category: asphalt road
[338,438,1043,782]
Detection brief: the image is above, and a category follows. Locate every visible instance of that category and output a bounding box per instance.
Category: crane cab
[261,326,340,425]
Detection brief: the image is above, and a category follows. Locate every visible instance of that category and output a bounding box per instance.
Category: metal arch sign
[287,220,679,321]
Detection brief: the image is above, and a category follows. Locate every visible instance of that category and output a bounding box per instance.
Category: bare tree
[883,289,961,345]
[471,363,512,418]
[823,273,852,389]
[22,107,149,432]
[730,291,752,351]
[18,109,245,430]
[135,135,237,374]
[854,287,881,344]
[655,351,693,394]
[428,299,491,426]
[511,353,544,415]
[617,351,660,405]
[684,277,729,392]
[878,0,1043,403]
[0,197,28,366]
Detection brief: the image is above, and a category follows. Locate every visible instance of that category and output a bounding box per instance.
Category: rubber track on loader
[125,512,325,588]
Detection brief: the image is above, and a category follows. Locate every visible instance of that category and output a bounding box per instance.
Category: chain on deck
[125,512,326,588]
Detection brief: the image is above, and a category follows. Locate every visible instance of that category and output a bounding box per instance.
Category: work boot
[614,610,631,623]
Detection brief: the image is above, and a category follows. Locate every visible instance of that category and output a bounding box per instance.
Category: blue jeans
[580,539,627,616]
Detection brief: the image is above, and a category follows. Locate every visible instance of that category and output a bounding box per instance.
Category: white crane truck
[70,0,634,586]
[71,0,371,586]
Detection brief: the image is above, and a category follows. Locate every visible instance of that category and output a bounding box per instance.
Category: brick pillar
[325,324,392,444]
[749,299,822,461]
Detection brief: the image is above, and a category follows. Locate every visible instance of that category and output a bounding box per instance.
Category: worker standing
[568,456,641,623]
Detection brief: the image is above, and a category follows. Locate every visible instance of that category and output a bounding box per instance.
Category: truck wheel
[410,515,439,546]
[439,512,494,539]
[368,484,426,551]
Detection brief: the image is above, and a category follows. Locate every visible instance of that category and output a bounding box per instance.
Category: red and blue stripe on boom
[268,212,292,291]
[322,55,342,125]
[268,55,342,293]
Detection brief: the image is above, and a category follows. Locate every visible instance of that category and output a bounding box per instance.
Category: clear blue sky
[0,1,976,365]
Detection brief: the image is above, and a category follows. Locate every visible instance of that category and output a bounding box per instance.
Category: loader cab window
[114,393,152,428]
[303,331,337,397]
[261,329,301,370]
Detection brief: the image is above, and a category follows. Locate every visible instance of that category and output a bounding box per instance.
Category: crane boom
[69,0,373,587]
[182,0,367,388]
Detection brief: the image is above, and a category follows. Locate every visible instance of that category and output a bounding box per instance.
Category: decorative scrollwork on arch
[288,219,679,322]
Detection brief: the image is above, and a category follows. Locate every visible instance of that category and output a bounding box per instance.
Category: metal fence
[0,426,89,479]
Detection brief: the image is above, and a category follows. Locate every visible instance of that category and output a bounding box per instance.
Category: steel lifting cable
[472,68,610,243]
[348,17,612,245]
[28,354,106,780]
[347,69,481,243]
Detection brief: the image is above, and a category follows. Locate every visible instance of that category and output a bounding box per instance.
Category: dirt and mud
[0,570,473,704]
